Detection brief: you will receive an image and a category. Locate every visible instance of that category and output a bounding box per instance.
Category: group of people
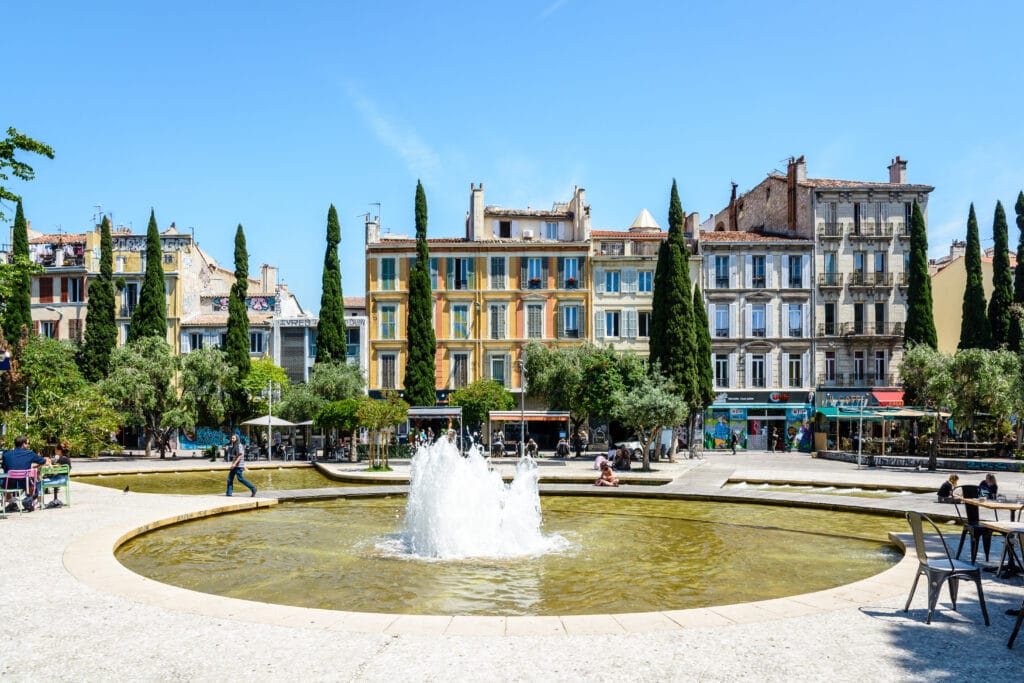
[936,473,999,503]
[592,446,634,486]
[2,435,71,512]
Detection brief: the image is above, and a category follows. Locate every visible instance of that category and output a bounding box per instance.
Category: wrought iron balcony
[818,322,839,336]
[817,223,843,239]
[894,222,911,239]
[715,328,730,338]
[818,272,844,288]
[848,272,893,288]
[848,223,894,240]
[841,322,904,337]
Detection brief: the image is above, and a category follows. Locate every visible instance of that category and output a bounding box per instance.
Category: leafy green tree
[127,210,167,343]
[988,201,1014,347]
[79,216,118,380]
[2,200,32,341]
[612,371,688,471]
[403,180,437,406]
[277,360,365,422]
[959,204,992,350]
[449,379,514,435]
[357,392,408,469]
[225,224,251,421]
[0,127,54,223]
[1014,192,1024,304]
[2,383,120,457]
[241,356,289,417]
[315,204,346,362]
[901,344,953,470]
[101,337,183,457]
[315,397,362,454]
[649,179,697,408]
[691,285,715,413]
[179,347,237,428]
[15,335,85,413]
[904,201,937,349]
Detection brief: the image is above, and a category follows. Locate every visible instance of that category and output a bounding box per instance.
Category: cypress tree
[127,209,167,342]
[959,204,991,349]
[226,224,251,377]
[315,204,346,363]
[988,201,1013,347]
[691,285,715,411]
[79,216,117,380]
[650,180,697,404]
[3,199,32,341]
[402,180,437,406]
[904,200,937,349]
[1015,191,1024,304]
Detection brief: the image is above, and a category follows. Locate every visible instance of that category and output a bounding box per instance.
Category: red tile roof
[344,297,365,308]
[700,231,811,243]
[29,233,86,244]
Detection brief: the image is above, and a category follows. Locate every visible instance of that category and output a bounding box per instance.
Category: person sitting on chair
[2,435,50,511]
[594,461,619,487]
[979,473,998,499]
[41,443,72,508]
[937,474,960,503]
[556,437,570,458]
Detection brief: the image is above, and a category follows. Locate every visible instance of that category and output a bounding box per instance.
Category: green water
[724,482,914,499]
[78,467,357,494]
[116,496,904,616]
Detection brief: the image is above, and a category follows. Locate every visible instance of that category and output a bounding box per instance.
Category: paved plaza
[4,450,1024,681]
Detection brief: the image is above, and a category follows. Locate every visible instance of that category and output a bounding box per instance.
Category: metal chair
[1,469,39,515]
[954,485,992,562]
[39,464,71,507]
[904,511,989,626]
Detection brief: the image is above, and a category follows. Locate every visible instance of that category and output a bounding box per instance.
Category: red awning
[872,391,904,407]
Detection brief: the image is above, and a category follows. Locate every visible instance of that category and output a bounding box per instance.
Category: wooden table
[980,520,1024,578]
[958,497,1024,522]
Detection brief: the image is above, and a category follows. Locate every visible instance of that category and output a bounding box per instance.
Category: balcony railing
[894,222,911,239]
[715,276,730,289]
[841,322,904,337]
[849,224,894,239]
[818,272,843,288]
[848,272,893,287]
[897,272,909,287]
[818,322,839,336]
[788,277,805,289]
[748,376,766,388]
[750,327,767,338]
[817,223,843,239]
[817,373,838,385]
[715,328,730,338]
[788,327,804,337]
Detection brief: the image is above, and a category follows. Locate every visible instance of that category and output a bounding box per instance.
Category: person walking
[769,427,777,453]
[730,431,738,455]
[226,434,257,497]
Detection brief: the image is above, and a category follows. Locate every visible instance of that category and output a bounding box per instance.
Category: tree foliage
[127,210,167,343]
[356,392,408,469]
[240,356,289,417]
[0,127,54,223]
[1014,192,1024,304]
[2,200,33,342]
[691,285,715,411]
[403,180,437,406]
[276,360,364,422]
[612,371,688,471]
[449,379,514,433]
[2,383,120,458]
[988,200,1014,347]
[224,224,251,422]
[315,204,346,363]
[904,200,937,349]
[960,203,992,350]
[179,347,237,428]
[79,216,118,380]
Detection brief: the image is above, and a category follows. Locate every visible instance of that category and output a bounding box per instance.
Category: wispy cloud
[347,85,440,181]
[539,0,569,19]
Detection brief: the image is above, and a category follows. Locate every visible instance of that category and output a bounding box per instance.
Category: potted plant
[566,277,577,288]
[528,277,542,287]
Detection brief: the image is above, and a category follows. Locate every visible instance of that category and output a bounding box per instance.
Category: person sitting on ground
[594,452,609,471]
[613,446,631,471]
[526,438,538,457]
[594,461,619,487]
[979,473,998,499]
[41,443,72,508]
[937,474,959,503]
[556,437,570,458]
[2,435,50,511]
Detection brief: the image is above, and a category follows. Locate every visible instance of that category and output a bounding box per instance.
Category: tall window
[605,311,620,338]
[561,304,579,338]
[499,220,511,238]
[788,304,803,337]
[381,354,396,389]
[188,333,203,352]
[40,320,56,339]
[39,277,54,303]
[490,356,507,386]
[490,257,505,290]
[527,257,542,285]
[115,256,125,273]
[854,351,866,380]
[605,270,620,293]
[380,305,396,339]
[452,353,469,388]
[68,319,83,341]
[854,202,862,233]
[874,302,886,334]
[449,257,472,290]
[68,277,85,303]
[751,255,766,288]
[853,303,865,334]
[788,255,803,288]
[346,327,360,359]
[874,251,886,273]
[715,256,729,288]
[750,354,765,387]
[824,351,836,382]
[380,258,396,291]
[222,332,230,350]
[544,221,559,239]
[854,252,866,275]
[788,353,802,388]
[715,305,729,337]
[452,304,469,339]
[638,311,651,337]
[824,302,837,335]
[430,258,439,289]
[489,304,506,339]
[637,271,653,293]
[751,304,766,337]
[715,354,729,387]
[874,351,887,382]
[823,251,839,286]
[526,303,543,338]
[563,257,579,288]
[249,331,265,354]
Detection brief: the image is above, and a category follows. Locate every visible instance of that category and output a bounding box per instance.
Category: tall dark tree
[988,200,1014,347]
[649,180,697,404]
[225,224,251,420]
[904,200,938,349]
[691,285,715,411]
[2,199,31,341]
[402,180,437,406]
[959,204,991,350]
[315,204,346,363]
[127,209,167,342]
[1015,191,1024,304]
[78,216,117,380]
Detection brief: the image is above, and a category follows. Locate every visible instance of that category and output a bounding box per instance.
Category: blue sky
[6,1,1023,308]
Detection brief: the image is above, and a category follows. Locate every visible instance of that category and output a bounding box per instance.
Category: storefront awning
[872,390,904,407]
[709,403,810,411]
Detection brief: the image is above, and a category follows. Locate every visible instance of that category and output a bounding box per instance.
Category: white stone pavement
[3,451,1023,681]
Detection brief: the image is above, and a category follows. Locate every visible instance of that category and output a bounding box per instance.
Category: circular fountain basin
[116,495,903,616]
[78,467,357,495]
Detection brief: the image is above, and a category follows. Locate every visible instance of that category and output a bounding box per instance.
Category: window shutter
[557,257,564,286]
[765,352,774,387]
[623,268,637,293]
[520,257,528,290]
[707,304,714,335]
[556,305,563,338]
[595,307,605,339]
[766,303,774,338]
[706,261,713,290]
[782,256,790,289]
[577,259,586,288]
[729,303,737,337]
[499,305,507,338]
[511,220,518,236]
[466,259,475,289]
[541,258,548,286]
[802,255,810,288]
[745,305,751,336]
[729,353,737,387]
[82,277,88,300]
[745,353,753,387]
[802,351,810,387]
[625,308,637,338]
[61,277,69,302]
[768,255,777,289]
[445,258,454,290]
[745,255,753,288]
[802,303,809,337]
[595,267,605,293]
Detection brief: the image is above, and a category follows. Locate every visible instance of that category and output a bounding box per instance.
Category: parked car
[615,441,651,460]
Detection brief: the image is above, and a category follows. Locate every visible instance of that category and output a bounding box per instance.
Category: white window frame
[787,353,802,388]
[544,221,559,239]
[527,257,542,281]
[489,355,507,387]
[561,304,580,338]
[637,270,653,293]
[564,257,579,286]
[451,352,470,388]
[489,257,506,290]
[605,270,620,293]
[605,310,621,338]
[526,303,544,339]
[751,304,766,337]
[714,354,729,388]
[380,257,397,291]
[249,331,265,354]
[750,354,766,388]
[452,303,470,339]
[380,353,397,389]
[379,304,397,340]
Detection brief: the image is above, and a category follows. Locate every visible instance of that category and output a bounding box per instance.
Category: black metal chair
[904,511,989,626]
[954,485,993,562]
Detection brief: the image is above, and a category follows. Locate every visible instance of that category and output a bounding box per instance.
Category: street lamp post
[519,355,527,459]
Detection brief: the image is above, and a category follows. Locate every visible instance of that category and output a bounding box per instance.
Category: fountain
[398,438,568,559]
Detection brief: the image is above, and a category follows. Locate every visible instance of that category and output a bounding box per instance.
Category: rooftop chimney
[786,156,805,230]
[260,264,278,292]
[888,156,907,184]
[365,214,380,245]
[468,182,485,240]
